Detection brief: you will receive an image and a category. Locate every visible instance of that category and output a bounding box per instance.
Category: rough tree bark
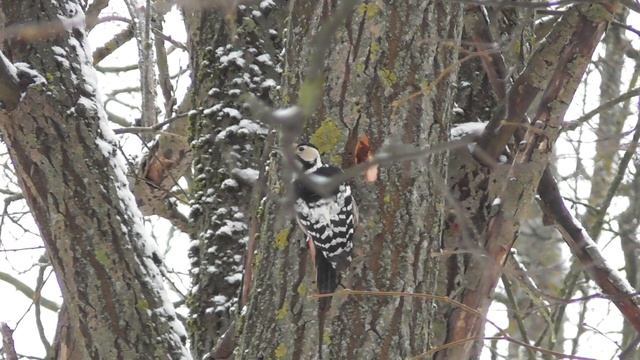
[461,6,567,358]
[182,1,285,358]
[547,6,633,352]
[0,1,189,358]
[443,3,615,359]
[235,1,462,359]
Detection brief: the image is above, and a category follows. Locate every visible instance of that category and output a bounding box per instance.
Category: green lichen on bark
[274,227,290,250]
[309,118,343,154]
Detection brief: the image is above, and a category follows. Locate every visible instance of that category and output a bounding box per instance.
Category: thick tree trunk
[0,1,189,358]
[236,1,462,358]
[183,2,285,357]
[443,4,614,358]
[587,9,629,212]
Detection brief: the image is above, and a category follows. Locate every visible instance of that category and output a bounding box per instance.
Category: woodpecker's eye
[297,146,305,152]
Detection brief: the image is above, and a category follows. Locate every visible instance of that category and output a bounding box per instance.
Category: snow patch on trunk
[59,9,192,357]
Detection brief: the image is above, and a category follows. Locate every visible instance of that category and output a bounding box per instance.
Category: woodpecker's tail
[316,251,337,313]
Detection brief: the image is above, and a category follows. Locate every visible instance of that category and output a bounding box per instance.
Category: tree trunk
[0,1,189,358]
[183,1,285,357]
[551,6,632,353]
[587,8,629,213]
[620,167,640,358]
[236,1,462,358]
[443,4,614,358]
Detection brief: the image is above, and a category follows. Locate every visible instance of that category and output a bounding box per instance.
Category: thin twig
[0,271,60,312]
[501,275,535,360]
[589,103,640,240]
[34,264,51,352]
[566,87,640,130]
[289,138,471,200]
[113,112,189,134]
[310,289,595,360]
[0,246,45,252]
[95,63,139,72]
[451,0,624,10]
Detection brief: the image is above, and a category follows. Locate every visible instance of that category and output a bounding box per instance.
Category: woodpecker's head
[294,143,322,172]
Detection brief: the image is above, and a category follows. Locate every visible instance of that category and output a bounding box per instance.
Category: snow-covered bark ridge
[0,1,191,358]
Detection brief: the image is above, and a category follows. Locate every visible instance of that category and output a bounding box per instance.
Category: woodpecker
[292,143,356,311]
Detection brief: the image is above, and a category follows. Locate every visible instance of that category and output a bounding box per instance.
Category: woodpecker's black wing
[294,164,355,307]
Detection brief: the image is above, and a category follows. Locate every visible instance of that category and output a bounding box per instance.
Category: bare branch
[501,274,535,360]
[538,168,640,334]
[0,246,45,252]
[1,322,18,360]
[85,0,111,30]
[136,0,158,131]
[95,63,138,72]
[153,18,176,118]
[476,2,617,160]
[95,15,132,25]
[92,24,134,64]
[453,0,640,13]
[0,271,61,312]
[612,20,640,38]
[152,28,188,51]
[619,0,640,14]
[451,0,592,8]
[546,98,640,342]
[34,264,51,352]
[113,112,189,134]
[463,5,508,100]
[566,87,640,130]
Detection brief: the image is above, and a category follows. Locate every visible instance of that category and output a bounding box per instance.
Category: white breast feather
[295,186,350,229]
